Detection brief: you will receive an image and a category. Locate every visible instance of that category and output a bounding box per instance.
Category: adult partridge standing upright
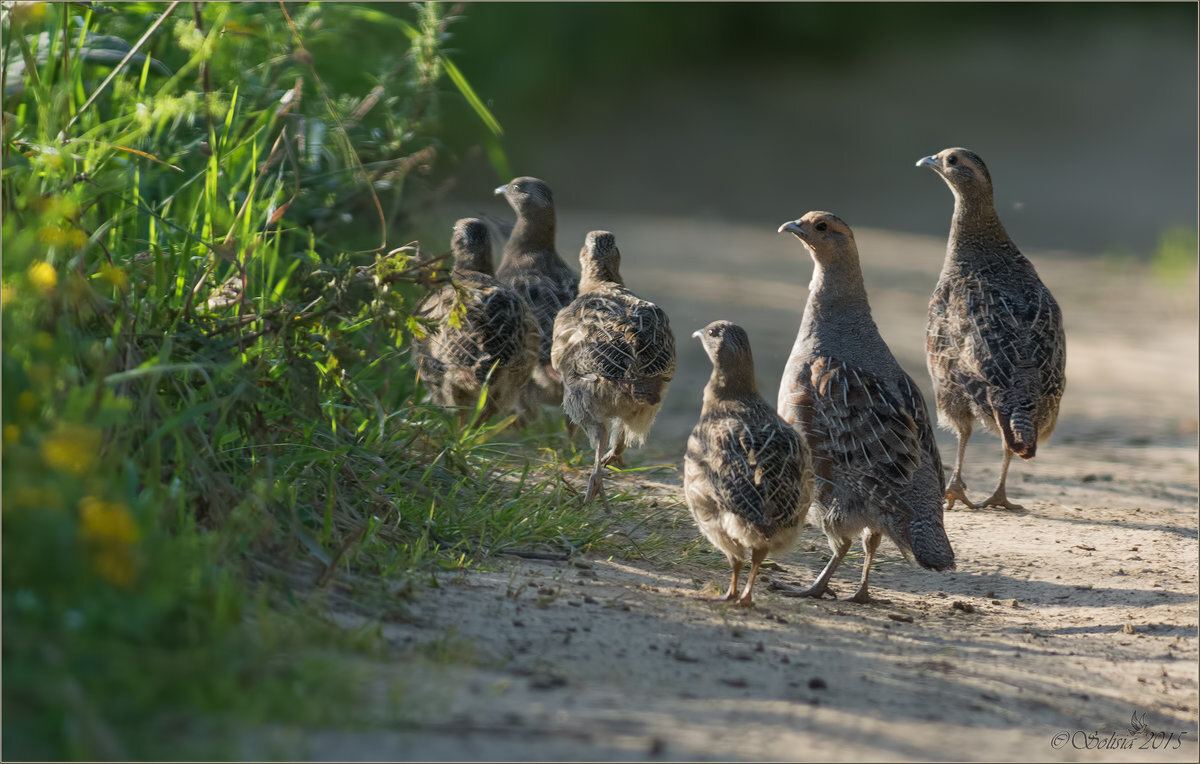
[551,231,675,503]
[917,148,1066,510]
[494,177,579,419]
[684,321,812,606]
[775,212,955,603]
[411,218,539,426]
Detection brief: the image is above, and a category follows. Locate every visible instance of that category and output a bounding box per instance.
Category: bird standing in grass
[684,321,812,607]
[917,148,1066,510]
[494,177,579,419]
[775,212,955,603]
[551,231,675,503]
[412,218,539,426]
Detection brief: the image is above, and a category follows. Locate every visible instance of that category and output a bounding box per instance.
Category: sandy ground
[247,214,1198,761]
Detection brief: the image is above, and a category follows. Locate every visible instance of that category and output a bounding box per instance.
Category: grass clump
[1,2,613,758]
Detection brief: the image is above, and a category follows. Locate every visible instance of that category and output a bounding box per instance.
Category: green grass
[1,2,635,759]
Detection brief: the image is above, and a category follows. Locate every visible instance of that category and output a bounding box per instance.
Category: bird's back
[553,283,676,404]
[498,252,579,365]
[685,395,810,536]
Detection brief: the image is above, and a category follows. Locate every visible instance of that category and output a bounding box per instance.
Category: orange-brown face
[778,211,856,260]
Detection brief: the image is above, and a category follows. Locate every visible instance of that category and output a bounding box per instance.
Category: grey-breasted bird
[917,148,1066,510]
[412,218,539,426]
[494,177,579,419]
[685,321,812,607]
[551,231,675,503]
[775,211,955,603]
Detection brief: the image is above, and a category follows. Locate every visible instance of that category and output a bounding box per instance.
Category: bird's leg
[714,556,742,602]
[945,428,978,509]
[978,448,1025,510]
[601,427,627,468]
[849,529,883,604]
[736,547,769,607]
[583,422,608,504]
[771,537,851,599]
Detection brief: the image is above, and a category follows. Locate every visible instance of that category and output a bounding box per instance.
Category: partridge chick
[685,321,812,606]
[551,231,676,502]
[412,218,539,425]
[494,177,580,418]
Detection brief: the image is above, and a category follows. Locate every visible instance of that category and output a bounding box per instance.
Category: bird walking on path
[412,218,539,426]
[551,231,675,503]
[774,212,955,603]
[917,148,1066,510]
[494,177,579,420]
[684,321,812,607]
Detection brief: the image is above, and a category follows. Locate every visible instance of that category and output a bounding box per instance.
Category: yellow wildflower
[34,331,54,350]
[1,283,14,306]
[41,424,101,477]
[28,261,57,295]
[78,497,140,588]
[78,497,140,545]
[91,548,138,588]
[3,425,19,444]
[98,263,129,291]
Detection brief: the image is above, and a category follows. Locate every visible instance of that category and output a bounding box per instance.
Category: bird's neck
[803,256,871,326]
[505,213,557,261]
[948,188,1012,255]
[703,365,758,408]
[578,264,622,294]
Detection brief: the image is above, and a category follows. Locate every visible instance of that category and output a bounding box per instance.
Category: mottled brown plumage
[552,231,675,502]
[684,321,812,606]
[774,212,955,603]
[494,177,579,418]
[412,218,539,425]
[918,148,1066,510]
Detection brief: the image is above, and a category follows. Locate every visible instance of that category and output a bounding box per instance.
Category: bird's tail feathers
[616,377,664,405]
[909,515,956,571]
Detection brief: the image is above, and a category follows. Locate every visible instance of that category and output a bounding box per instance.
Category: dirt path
[249,215,1198,761]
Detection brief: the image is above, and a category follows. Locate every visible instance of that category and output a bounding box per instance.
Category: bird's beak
[691,329,703,340]
[778,220,806,240]
[916,155,939,170]
[494,184,507,196]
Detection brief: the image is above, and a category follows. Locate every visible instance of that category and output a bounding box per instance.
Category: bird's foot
[583,471,606,504]
[848,587,890,605]
[944,479,978,510]
[978,490,1024,511]
[767,578,834,599]
[735,593,756,608]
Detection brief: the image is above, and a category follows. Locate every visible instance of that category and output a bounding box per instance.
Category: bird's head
[450,217,493,275]
[778,211,857,265]
[494,176,555,217]
[916,147,993,197]
[693,320,756,394]
[578,230,622,288]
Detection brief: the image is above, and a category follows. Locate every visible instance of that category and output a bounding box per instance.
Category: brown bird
[494,177,579,419]
[684,321,812,606]
[551,231,676,502]
[411,218,539,426]
[917,148,1066,510]
[775,212,955,603]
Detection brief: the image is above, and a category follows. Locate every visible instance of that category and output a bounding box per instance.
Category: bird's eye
[947,155,958,165]
[815,221,827,232]
[708,327,721,337]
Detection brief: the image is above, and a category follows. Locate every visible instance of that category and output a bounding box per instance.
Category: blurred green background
[430,1,1197,258]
